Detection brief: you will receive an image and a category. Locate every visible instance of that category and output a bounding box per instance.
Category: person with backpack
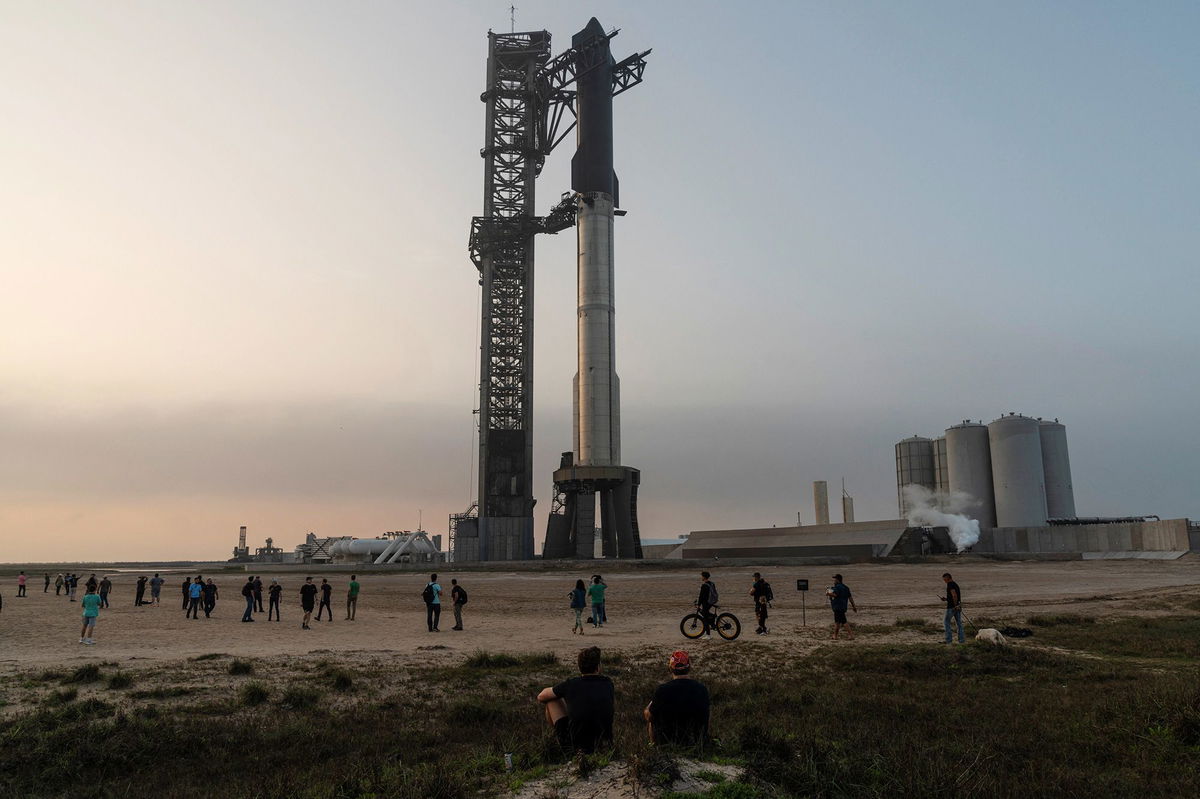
[241,577,257,623]
[750,572,773,635]
[695,572,718,639]
[587,576,606,628]
[423,574,442,632]
[134,576,147,606]
[346,575,360,621]
[570,579,587,635]
[450,578,467,630]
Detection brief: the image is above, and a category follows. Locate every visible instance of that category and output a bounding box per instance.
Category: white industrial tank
[1039,419,1076,519]
[945,421,997,529]
[988,414,1048,527]
[932,436,949,495]
[895,436,935,516]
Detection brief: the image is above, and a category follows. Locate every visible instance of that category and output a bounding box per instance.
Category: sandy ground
[2,558,1199,675]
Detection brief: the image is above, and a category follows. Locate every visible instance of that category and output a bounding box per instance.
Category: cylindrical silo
[988,414,1047,527]
[895,436,935,516]
[1039,419,1076,519]
[813,481,830,526]
[945,421,997,529]
[931,436,949,496]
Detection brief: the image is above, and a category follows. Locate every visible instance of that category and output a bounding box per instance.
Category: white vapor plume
[902,484,981,553]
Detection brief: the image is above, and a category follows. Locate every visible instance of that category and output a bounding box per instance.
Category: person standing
[749,572,771,635]
[587,576,606,628]
[570,579,587,635]
[268,579,282,621]
[149,573,163,605]
[17,571,27,597]
[449,578,466,630]
[80,584,102,645]
[536,646,615,754]
[186,577,203,619]
[253,576,265,613]
[591,575,608,624]
[181,577,191,610]
[68,573,78,602]
[241,577,256,623]
[54,573,64,596]
[644,650,710,746]
[300,577,317,629]
[695,572,717,639]
[423,573,442,632]
[134,576,147,606]
[85,573,98,593]
[828,573,857,640]
[202,578,219,618]
[316,578,333,622]
[99,575,112,609]
[941,573,964,644]
[44,572,51,593]
[346,575,360,621]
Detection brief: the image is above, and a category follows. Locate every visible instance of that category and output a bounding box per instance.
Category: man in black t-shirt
[299,577,318,630]
[316,578,334,622]
[536,646,614,754]
[749,572,770,635]
[240,578,256,623]
[942,573,964,644]
[645,650,710,747]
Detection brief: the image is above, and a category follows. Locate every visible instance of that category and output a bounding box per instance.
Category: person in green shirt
[587,576,606,628]
[80,585,102,645]
[346,575,360,621]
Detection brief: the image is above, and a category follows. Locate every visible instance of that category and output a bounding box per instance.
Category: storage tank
[931,436,949,496]
[895,436,935,516]
[945,421,996,529]
[1039,419,1076,519]
[988,414,1047,527]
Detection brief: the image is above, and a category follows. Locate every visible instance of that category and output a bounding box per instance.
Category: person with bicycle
[695,572,717,639]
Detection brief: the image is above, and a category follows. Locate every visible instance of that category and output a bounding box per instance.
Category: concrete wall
[976,518,1191,555]
[682,520,908,561]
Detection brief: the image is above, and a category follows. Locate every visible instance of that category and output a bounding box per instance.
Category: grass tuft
[228,659,255,676]
[105,672,133,690]
[65,664,101,684]
[239,682,269,706]
[280,686,321,709]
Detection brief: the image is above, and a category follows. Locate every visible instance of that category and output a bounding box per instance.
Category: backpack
[457,587,468,605]
[421,583,434,603]
[708,582,719,604]
[763,582,774,603]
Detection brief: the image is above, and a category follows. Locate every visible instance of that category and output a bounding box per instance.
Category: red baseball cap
[669,650,691,671]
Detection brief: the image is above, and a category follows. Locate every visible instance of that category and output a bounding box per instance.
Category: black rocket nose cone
[574,17,606,46]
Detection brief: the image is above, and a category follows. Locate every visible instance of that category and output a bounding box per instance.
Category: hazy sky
[2,1,1197,562]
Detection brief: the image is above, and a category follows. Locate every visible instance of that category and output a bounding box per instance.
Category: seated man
[537,646,614,754]
[644,650,710,747]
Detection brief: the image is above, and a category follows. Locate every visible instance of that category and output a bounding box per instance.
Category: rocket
[571,17,621,468]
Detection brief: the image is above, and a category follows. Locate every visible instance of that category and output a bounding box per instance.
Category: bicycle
[680,605,741,640]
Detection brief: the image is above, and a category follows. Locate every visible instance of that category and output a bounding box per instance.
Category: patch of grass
[1028,613,1096,627]
[664,782,764,799]
[130,686,193,700]
[43,688,77,706]
[1036,615,1200,659]
[190,653,226,661]
[228,659,254,676]
[239,682,269,706]
[329,669,354,692]
[464,650,521,668]
[105,673,133,690]
[279,686,320,709]
[693,770,728,784]
[65,664,101,684]
[894,617,933,628]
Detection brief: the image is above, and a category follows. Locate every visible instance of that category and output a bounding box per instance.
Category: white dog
[975,628,1008,646]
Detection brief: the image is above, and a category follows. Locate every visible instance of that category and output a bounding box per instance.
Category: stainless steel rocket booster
[543,18,646,560]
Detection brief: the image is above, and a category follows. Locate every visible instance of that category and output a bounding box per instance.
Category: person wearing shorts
[300,577,317,629]
[828,574,857,639]
[80,585,102,645]
[537,646,614,754]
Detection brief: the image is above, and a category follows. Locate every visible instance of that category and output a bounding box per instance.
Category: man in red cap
[644,650,710,747]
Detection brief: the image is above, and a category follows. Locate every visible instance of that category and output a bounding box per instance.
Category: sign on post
[796,579,809,625]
